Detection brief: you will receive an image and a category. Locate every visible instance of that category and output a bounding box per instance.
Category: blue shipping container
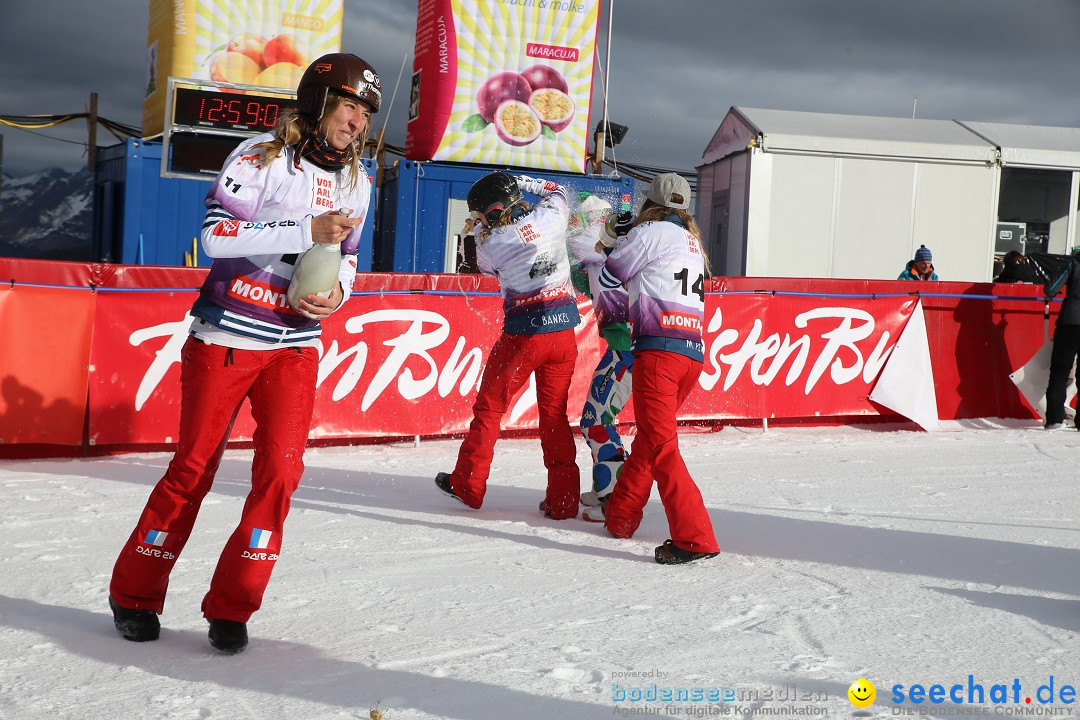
[374,161,637,273]
[93,139,377,269]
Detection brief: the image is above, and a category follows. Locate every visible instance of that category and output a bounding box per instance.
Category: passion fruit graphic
[493,99,542,146]
[520,64,569,94]
[476,72,534,123]
[529,87,575,133]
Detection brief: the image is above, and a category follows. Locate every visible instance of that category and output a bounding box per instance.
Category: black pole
[88,92,98,173]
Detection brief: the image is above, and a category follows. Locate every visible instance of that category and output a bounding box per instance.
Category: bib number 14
[673,268,705,302]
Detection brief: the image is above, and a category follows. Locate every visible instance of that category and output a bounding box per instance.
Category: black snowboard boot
[435,472,464,504]
[109,596,160,642]
[208,619,248,654]
[654,539,720,565]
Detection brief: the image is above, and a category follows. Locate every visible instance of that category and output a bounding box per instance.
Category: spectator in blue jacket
[898,245,938,281]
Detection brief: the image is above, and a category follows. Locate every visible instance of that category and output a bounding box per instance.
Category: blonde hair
[632,201,701,238]
[632,200,711,274]
[252,95,368,191]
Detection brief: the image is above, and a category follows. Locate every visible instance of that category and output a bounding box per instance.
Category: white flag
[1009,337,1075,420]
[869,299,941,431]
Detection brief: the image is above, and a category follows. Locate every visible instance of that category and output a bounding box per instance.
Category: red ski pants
[449,328,580,518]
[110,337,318,622]
[604,350,720,554]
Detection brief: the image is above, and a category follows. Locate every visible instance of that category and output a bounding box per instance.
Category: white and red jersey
[476,176,579,335]
[191,133,371,346]
[566,215,632,350]
[596,218,705,362]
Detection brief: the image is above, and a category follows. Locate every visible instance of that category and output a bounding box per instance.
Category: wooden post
[374,128,387,188]
[592,130,605,174]
[87,92,98,173]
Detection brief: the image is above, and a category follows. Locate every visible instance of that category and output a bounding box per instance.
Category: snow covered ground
[1,419,1078,720]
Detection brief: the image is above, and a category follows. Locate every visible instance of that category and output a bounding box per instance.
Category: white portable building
[957,120,1080,259]
[697,107,1080,281]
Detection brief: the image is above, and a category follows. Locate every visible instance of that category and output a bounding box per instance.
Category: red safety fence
[0,258,1049,456]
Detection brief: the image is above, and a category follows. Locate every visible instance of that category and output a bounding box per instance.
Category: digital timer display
[168,132,251,176]
[172,87,299,132]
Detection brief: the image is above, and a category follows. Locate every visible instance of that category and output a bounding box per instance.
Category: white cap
[646,173,691,210]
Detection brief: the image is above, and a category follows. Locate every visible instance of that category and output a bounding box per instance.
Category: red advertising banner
[2,259,1048,451]
[89,289,604,445]
[0,285,94,446]
[690,294,919,419]
[89,289,205,446]
[88,289,915,445]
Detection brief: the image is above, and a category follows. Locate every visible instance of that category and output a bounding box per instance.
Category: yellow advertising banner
[142,0,343,137]
[405,0,602,173]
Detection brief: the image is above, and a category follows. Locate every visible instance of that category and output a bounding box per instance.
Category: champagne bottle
[287,208,351,318]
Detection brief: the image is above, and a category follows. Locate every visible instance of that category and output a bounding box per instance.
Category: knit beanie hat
[575,193,613,229]
[914,245,933,262]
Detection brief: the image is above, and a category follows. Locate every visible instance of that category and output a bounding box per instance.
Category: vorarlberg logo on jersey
[249,529,273,550]
[516,223,540,244]
[144,530,168,547]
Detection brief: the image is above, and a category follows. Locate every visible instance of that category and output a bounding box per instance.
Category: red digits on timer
[196,94,281,128]
[199,97,229,124]
[245,101,279,128]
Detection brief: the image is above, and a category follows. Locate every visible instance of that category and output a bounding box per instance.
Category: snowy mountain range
[0,168,94,260]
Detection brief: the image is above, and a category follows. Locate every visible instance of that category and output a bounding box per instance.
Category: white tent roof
[700,107,1080,171]
[700,107,997,167]
[957,120,1080,170]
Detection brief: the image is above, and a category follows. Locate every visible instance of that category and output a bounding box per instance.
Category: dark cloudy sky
[1,0,1079,178]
